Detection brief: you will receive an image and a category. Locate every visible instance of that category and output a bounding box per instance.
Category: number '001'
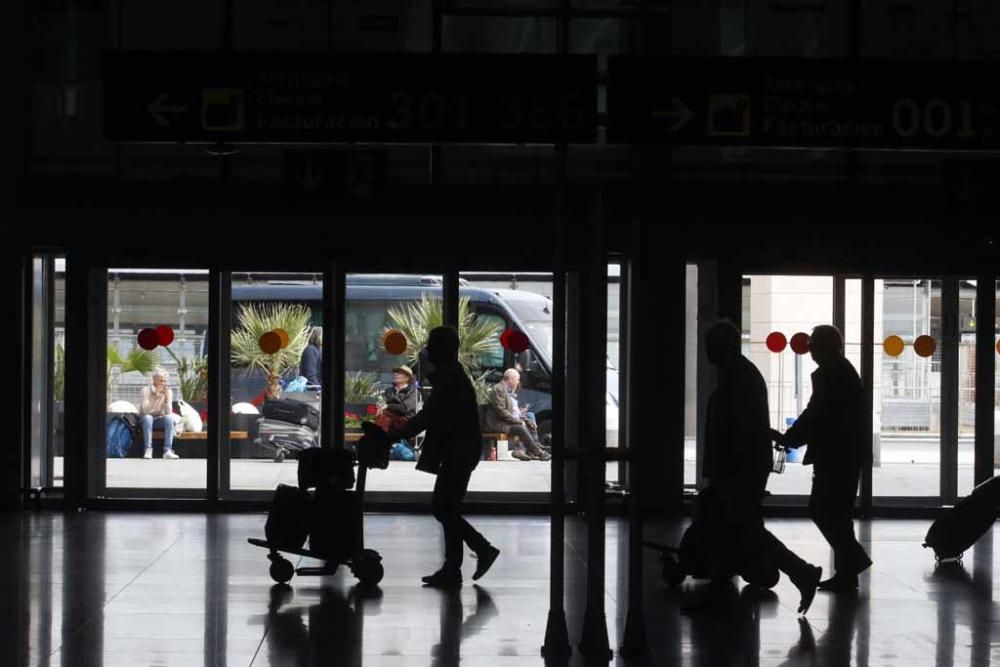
[892,99,976,139]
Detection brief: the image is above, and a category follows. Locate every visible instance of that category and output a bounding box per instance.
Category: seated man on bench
[484,369,550,461]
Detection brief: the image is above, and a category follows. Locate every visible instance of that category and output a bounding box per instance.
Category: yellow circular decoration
[383,330,407,356]
[259,331,282,355]
[882,335,905,357]
[274,328,290,349]
[913,335,937,358]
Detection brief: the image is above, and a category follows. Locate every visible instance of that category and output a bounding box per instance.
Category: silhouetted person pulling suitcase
[704,320,822,614]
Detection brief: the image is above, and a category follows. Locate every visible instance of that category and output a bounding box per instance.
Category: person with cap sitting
[377,365,419,459]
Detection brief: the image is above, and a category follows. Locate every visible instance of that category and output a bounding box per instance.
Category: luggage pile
[256,397,321,462]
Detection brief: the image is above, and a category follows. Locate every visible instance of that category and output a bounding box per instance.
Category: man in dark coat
[388,326,500,587]
[775,324,872,591]
[703,320,821,614]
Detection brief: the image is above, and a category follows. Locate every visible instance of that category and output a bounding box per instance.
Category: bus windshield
[504,296,553,362]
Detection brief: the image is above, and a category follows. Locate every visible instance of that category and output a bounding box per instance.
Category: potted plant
[230,302,311,401]
[345,371,381,431]
[163,348,208,419]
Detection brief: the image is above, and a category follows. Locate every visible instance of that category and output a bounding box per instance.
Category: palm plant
[385,295,502,378]
[230,303,311,399]
[163,347,208,402]
[107,345,158,400]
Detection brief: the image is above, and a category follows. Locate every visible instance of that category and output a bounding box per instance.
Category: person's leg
[431,464,470,572]
[507,423,549,460]
[140,414,154,454]
[812,471,869,589]
[749,523,822,614]
[808,475,838,553]
[155,416,175,453]
[824,473,870,576]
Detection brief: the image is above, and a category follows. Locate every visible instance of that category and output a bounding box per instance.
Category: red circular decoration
[156,325,175,347]
[500,329,514,350]
[765,331,787,353]
[383,330,407,356]
[509,331,530,354]
[790,332,810,355]
[259,331,282,355]
[137,328,159,351]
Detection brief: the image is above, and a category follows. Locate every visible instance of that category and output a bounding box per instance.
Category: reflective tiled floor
[1,511,997,666]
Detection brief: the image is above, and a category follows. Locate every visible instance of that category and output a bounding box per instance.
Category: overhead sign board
[608,57,1000,150]
[105,52,597,144]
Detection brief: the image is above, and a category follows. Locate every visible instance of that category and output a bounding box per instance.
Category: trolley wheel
[269,556,295,584]
[662,554,686,588]
[354,550,384,586]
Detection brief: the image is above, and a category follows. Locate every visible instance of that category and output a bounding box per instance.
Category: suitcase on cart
[248,427,393,587]
[262,398,320,431]
[257,418,319,461]
[924,476,1000,562]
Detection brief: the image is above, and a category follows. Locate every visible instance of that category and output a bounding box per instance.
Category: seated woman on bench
[140,367,180,460]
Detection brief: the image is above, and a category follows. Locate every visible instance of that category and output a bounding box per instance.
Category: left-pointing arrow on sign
[652,97,694,132]
[147,93,189,126]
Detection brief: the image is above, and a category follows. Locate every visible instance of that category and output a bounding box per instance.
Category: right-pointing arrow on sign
[652,97,693,132]
[147,93,189,127]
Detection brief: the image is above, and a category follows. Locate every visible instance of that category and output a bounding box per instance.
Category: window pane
[229,273,324,492]
[873,279,940,498]
[106,269,209,491]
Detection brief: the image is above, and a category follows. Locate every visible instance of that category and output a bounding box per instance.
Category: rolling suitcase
[262,398,320,431]
[923,476,1000,561]
[264,484,312,551]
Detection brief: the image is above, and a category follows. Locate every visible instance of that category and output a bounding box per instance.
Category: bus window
[469,309,506,375]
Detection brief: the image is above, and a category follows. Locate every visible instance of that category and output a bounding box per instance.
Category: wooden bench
[152,431,248,440]
[481,432,508,460]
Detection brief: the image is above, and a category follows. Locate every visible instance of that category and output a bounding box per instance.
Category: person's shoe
[163,450,180,460]
[533,448,552,461]
[143,448,153,460]
[818,574,859,592]
[472,545,500,581]
[793,565,822,615]
[851,554,873,576]
[422,568,462,588]
[511,447,532,461]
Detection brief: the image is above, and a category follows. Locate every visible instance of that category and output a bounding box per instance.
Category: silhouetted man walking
[775,324,872,592]
[704,320,821,614]
[388,326,501,587]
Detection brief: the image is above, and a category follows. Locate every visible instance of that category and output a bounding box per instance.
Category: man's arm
[389,388,437,441]
[781,384,824,447]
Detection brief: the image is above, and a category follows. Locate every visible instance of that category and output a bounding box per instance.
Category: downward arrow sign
[294,156,324,192]
[652,97,694,132]
[147,93,189,126]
